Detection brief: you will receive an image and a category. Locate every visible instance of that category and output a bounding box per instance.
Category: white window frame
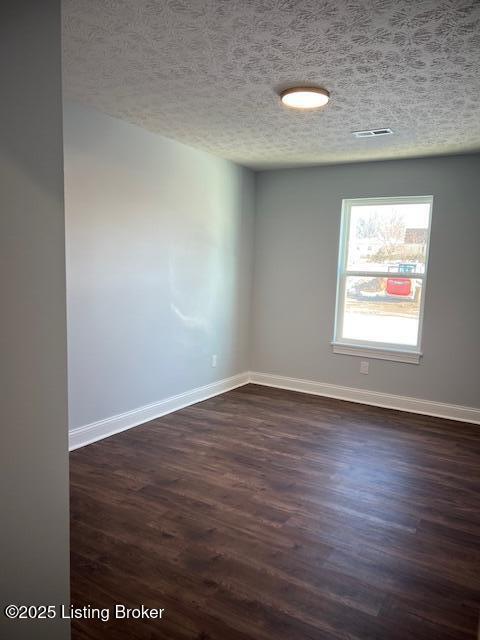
[332,195,433,364]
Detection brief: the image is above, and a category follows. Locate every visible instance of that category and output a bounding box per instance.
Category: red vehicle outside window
[386,277,411,296]
[386,263,415,296]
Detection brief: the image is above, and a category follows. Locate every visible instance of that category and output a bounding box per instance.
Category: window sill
[331,342,422,364]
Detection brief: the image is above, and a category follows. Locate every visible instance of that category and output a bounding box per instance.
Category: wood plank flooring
[70,384,480,639]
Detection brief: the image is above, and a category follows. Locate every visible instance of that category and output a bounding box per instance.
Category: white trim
[341,195,434,207]
[249,371,480,425]
[344,270,425,279]
[331,342,421,364]
[69,372,250,451]
[69,369,480,451]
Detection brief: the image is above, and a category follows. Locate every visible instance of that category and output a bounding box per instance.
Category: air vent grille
[353,128,394,138]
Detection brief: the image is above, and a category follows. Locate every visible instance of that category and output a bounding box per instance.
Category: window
[333,196,433,363]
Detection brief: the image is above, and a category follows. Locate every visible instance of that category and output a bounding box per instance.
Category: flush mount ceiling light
[280,86,330,110]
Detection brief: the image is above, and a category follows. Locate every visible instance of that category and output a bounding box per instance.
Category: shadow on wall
[168,162,254,375]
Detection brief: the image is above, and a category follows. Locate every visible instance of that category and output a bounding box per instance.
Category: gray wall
[64,102,255,430]
[252,154,480,408]
[0,2,70,639]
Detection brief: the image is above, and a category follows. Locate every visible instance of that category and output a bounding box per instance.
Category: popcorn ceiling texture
[62,0,480,168]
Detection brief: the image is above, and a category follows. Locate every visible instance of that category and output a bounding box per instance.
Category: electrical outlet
[211,354,217,368]
[360,360,369,375]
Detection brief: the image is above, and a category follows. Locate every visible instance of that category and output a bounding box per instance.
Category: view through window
[334,196,433,353]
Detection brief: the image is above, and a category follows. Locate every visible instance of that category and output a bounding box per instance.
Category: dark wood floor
[70,384,480,639]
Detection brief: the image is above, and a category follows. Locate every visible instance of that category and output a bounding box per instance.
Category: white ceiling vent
[352,128,394,138]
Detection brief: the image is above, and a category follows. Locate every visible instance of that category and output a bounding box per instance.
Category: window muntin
[334,196,433,354]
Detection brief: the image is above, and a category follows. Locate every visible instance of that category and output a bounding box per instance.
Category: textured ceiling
[62,0,480,169]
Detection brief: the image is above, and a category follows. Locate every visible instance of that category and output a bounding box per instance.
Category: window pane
[347,203,430,273]
[342,276,422,346]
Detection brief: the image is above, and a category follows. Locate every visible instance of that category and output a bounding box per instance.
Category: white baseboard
[69,372,250,450]
[69,370,479,450]
[249,371,480,425]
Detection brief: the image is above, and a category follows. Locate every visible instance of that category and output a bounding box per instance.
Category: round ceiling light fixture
[280,86,330,109]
